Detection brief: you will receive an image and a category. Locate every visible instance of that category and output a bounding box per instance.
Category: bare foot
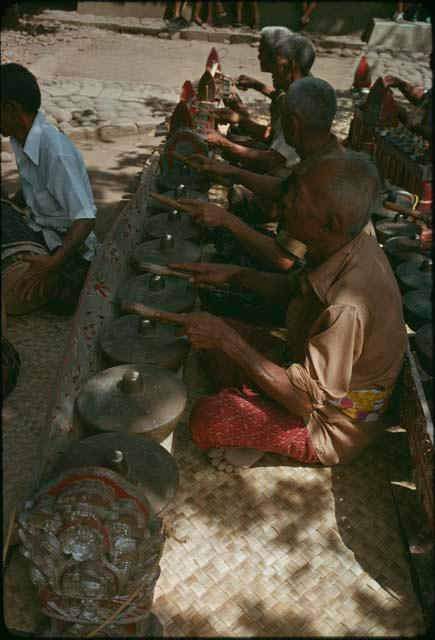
[207,447,265,472]
[192,16,205,28]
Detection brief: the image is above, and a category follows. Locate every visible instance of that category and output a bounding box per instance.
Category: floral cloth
[328,387,393,423]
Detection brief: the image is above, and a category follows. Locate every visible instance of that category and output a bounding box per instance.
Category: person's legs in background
[301,1,318,27]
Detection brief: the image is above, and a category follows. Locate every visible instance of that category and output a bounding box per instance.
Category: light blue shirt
[10,111,98,262]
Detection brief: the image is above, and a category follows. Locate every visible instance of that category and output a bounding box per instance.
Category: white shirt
[10,111,98,262]
[268,116,300,178]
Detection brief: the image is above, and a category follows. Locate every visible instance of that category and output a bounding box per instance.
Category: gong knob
[138,318,157,336]
[419,259,432,273]
[168,210,182,223]
[149,275,166,291]
[120,370,145,394]
[105,449,129,476]
[175,184,187,198]
[160,233,175,251]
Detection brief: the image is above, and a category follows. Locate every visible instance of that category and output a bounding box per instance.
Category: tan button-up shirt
[285,232,407,465]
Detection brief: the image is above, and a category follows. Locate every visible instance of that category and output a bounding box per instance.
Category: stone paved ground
[1,18,431,146]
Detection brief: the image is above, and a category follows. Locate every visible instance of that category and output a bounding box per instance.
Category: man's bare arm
[51,219,95,266]
[226,216,295,271]
[220,328,312,415]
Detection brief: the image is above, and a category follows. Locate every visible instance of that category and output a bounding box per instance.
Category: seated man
[383,53,432,140]
[234,26,293,101]
[179,77,343,271]
[1,63,98,315]
[224,24,293,141]
[165,152,407,470]
[207,34,316,177]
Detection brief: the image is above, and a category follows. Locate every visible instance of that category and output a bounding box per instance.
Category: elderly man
[1,63,98,314]
[207,34,316,176]
[179,77,343,271]
[162,152,407,471]
[235,26,293,101]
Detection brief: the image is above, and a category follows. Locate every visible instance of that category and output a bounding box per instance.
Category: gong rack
[373,208,433,537]
[348,71,432,215]
[10,47,234,639]
[373,125,432,206]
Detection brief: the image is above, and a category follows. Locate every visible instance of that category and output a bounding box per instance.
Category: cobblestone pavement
[1,18,431,144]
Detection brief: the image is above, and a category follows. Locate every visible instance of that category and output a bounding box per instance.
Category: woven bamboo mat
[153,349,426,637]
[2,310,73,539]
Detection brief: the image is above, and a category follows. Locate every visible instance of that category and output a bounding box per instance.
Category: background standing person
[234,1,261,29]
[300,2,318,27]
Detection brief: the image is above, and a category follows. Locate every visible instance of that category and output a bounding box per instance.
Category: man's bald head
[309,151,382,238]
[284,151,381,263]
[283,77,337,133]
[273,34,316,76]
[258,26,293,72]
[260,26,293,51]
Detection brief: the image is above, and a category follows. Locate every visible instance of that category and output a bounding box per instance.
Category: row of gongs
[55,172,210,514]
[372,199,432,377]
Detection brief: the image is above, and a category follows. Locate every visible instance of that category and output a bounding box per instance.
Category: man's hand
[189,154,235,180]
[215,107,241,125]
[206,128,228,148]
[383,75,402,89]
[168,262,242,287]
[224,93,250,117]
[175,311,235,350]
[13,254,60,301]
[235,75,257,91]
[177,198,234,228]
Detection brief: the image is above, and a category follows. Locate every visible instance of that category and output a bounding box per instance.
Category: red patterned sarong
[190,385,319,464]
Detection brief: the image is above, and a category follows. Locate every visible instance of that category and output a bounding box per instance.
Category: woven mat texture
[2,310,73,533]
[2,166,427,637]
[153,350,425,637]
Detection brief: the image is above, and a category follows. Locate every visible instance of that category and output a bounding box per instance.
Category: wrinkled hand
[206,128,228,148]
[224,93,250,116]
[175,311,234,350]
[13,254,59,301]
[236,74,256,91]
[168,261,241,287]
[189,153,235,179]
[177,198,233,228]
[215,107,241,125]
[383,75,402,89]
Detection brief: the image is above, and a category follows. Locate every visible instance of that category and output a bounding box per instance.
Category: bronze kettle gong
[99,314,189,372]
[76,364,187,443]
[117,273,195,313]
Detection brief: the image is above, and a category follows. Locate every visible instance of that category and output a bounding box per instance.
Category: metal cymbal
[145,209,202,243]
[132,234,201,270]
[396,259,432,293]
[46,432,179,514]
[383,236,432,269]
[415,324,433,375]
[402,289,432,331]
[375,218,420,244]
[99,314,189,371]
[76,364,187,443]
[117,273,195,313]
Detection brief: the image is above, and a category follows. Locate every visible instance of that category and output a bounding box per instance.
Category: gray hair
[312,152,382,238]
[272,34,316,76]
[284,77,337,131]
[260,26,293,51]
